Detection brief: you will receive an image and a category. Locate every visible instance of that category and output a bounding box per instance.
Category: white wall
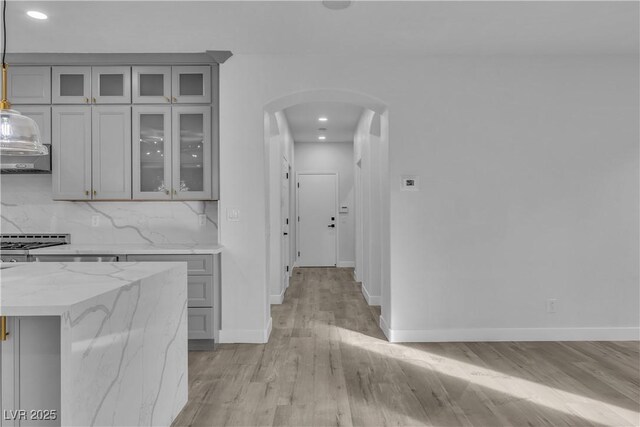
[0,175,218,244]
[219,54,638,343]
[294,141,355,267]
[266,111,295,306]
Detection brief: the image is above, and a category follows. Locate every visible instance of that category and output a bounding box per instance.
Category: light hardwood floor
[173,267,640,427]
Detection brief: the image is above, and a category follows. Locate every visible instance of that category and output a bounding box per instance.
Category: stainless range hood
[0,144,51,173]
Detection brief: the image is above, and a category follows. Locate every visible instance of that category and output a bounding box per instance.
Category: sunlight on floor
[335,326,639,426]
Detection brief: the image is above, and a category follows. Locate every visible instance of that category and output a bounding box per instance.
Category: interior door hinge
[297,183,299,188]
[286,172,289,179]
[298,251,300,257]
[298,216,300,222]
[286,218,289,224]
[286,266,289,272]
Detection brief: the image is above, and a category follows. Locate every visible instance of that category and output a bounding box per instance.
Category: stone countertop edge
[27,243,224,255]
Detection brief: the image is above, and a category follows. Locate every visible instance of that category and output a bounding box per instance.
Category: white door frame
[281,157,291,290]
[296,171,339,267]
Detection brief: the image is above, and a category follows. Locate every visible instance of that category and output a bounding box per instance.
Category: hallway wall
[219,54,639,342]
[294,141,355,267]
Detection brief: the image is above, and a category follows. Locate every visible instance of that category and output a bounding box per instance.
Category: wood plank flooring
[173,267,640,427]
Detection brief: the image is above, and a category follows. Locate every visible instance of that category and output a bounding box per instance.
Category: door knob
[328,224,335,228]
[283,232,288,236]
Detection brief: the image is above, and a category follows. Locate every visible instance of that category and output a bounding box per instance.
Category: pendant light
[0,0,47,156]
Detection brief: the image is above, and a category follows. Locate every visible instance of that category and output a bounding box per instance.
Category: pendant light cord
[1,0,6,67]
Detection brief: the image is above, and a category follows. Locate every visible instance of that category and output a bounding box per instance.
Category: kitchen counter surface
[0,261,185,316]
[28,242,223,255]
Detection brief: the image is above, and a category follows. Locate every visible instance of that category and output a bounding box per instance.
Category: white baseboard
[218,317,272,343]
[338,261,355,268]
[270,287,285,304]
[382,326,640,343]
[361,285,381,306]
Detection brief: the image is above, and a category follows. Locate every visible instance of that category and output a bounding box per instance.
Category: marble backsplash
[0,175,218,244]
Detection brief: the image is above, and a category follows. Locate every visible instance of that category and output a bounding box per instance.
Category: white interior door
[282,159,291,288]
[297,173,338,267]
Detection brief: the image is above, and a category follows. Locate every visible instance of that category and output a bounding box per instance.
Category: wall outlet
[198,214,207,226]
[227,208,240,222]
[546,299,557,314]
[91,215,100,227]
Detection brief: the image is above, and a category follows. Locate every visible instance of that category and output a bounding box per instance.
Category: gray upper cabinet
[171,66,211,104]
[92,106,132,200]
[52,106,92,200]
[52,66,91,104]
[7,66,51,104]
[132,66,172,104]
[172,106,212,199]
[91,66,131,104]
[15,106,51,145]
[132,105,172,199]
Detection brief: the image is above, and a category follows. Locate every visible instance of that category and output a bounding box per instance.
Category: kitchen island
[0,262,188,427]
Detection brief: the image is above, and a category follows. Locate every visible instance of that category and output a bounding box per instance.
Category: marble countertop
[28,243,223,255]
[0,262,185,316]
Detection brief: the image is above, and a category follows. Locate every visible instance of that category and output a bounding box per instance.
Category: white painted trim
[361,284,381,306]
[270,287,286,305]
[218,317,273,343]
[337,261,355,268]
[382,326,640,343]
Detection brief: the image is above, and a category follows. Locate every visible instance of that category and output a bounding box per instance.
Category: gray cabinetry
[91,66,131,104]
[125,253,220,348]
[132,66,172,104]
[92,106,132,200]
[15,105,51,145]
[132,105,172,199]
[52,66,91,104]
[6,66,51,104]
[172,106,212,199]
[52,106,92,200]
[171,66,211,104]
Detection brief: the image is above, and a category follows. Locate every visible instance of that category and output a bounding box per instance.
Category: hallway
[174,268,639,427]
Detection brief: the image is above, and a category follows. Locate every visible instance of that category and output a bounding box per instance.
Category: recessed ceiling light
[26,10,48,20]
[318,136,326,140]
[318,117,328,122]
[322,1,352,10]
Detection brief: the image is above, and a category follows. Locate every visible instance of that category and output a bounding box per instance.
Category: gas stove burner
[0,234,71,259]
[0,241,67,250]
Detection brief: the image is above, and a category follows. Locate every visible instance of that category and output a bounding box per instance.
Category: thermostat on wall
[401,175,419,191]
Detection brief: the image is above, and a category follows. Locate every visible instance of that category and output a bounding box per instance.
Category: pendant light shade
[0,108,47,155]
[0,0,47,156]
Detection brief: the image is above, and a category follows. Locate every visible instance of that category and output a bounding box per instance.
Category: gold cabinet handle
[165,96,171,103]
[1,316,8,341]
[93,190,97,196]
[173,189,177,195]
[172,96,177,103]
[84,97,89,104]
[92,97,97,104]
[85,190,90,196]
[165,190,170,195]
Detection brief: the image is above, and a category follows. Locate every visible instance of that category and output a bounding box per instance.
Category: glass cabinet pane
[179,74,204,96]
[139,74,165,96]
[178,113,204,192]
[139,114,167,192]
[59,74,85,96]
[99,74,124,97]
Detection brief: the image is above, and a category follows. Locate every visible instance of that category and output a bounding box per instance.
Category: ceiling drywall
[284,102,364,143]
[7,1,639,55]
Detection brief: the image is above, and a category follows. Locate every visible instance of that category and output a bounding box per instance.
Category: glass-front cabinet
[132,66,172,104]
[91,66,131,104]
[171,66,211,104]
[133,105,211,200]
[52,66,91,104]
[172,106,212,199]
[132,106,172,199]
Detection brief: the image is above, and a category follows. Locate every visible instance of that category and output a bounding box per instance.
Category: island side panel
[59,263,188,427]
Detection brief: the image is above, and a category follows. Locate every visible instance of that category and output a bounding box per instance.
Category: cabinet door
[14,106,51,145]
[171,106,212,199]
[6,66,51,104]
[52,106,92,200]
[171,66,211,104]
[188,308,215,339]
[132,66,172,104]
[91,66,131,104]
[132,106,172,200]
[52,66,91,104]
[92,106,132,200]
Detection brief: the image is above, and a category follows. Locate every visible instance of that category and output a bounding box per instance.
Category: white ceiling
[7,1,639,55]
[284,102,364,143]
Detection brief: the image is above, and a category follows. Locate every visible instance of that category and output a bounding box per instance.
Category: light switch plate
[401,175,419,191]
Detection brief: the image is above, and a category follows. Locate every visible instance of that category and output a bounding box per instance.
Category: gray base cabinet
[125,254,220,348]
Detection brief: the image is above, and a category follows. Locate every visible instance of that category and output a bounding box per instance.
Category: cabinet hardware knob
[0,316,8,341]
[93,190,97,196]
[84,97,89,104]
[165,96,171,103]
[85,190,89,196]
[92,97,97,104]
[173,189,177,195]
[172,97,177,103]
[165,190,170,195]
